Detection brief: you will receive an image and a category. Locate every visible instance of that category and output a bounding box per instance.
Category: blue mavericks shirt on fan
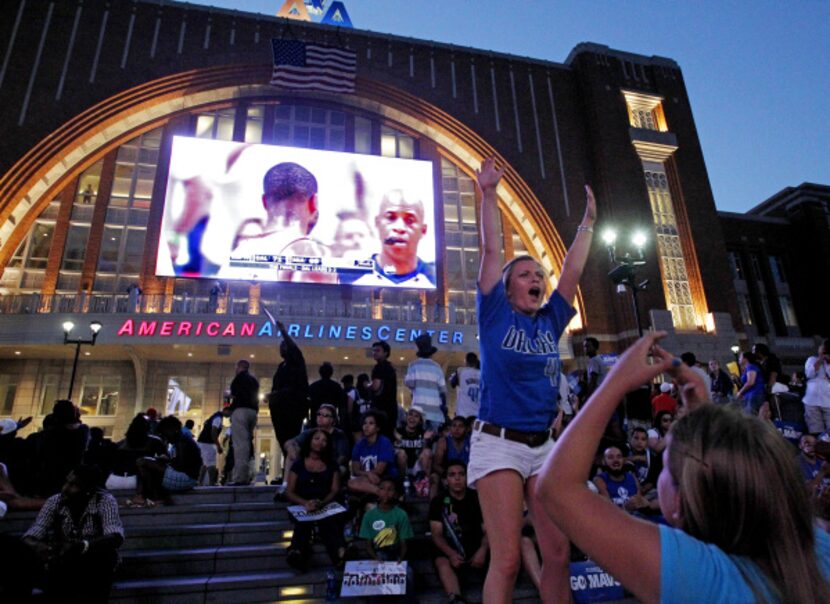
[476,281,575,432]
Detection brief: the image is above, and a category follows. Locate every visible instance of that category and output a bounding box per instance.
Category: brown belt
[473,420,553,448]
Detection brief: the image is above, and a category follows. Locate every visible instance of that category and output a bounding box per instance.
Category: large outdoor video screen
[156,136,437,289]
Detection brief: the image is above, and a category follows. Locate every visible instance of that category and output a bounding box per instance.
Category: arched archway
[0,66,583,326]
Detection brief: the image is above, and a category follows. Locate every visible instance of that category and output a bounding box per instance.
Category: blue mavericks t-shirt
[351,435,398,478]
[659,524,830,603]
[597,471,640,508]
[476,281,576,432]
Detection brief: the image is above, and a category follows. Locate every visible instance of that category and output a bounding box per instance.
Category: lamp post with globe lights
[602,227,649,337]
[62,320,103,400]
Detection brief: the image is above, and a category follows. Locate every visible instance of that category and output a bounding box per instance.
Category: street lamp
[603,227,649,337]
[730,345,741,366]
[63,320,103,400]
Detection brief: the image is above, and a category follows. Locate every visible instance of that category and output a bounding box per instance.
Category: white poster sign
[340,560,407,596]
[287,501,347,522]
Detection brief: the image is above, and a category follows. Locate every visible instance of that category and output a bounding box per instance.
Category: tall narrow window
[38,375,61,415]
[768,255,787,283]
[737,294,754,327]
[644,169,696,329]
[779,295,798,328]
[759,295,775,334]
[750,255,765,284]
[354,116,372,154]
[0,375,18,415]
[728,252,745,281]
[245,105,265,143]
[94,128,160,293]
[442,159,480,324]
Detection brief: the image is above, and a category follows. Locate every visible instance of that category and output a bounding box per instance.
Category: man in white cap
[651,382,677,418]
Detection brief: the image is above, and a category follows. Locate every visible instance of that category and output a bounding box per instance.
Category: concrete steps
[4,485,638,603]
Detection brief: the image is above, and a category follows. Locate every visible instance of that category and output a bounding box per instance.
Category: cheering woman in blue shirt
[538,332,830,603]
[470,157,595,603]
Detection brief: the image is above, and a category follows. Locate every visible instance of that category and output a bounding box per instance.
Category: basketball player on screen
[223,162,336,284]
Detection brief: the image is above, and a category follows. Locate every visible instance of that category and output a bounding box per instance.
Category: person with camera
[804,339,830,434]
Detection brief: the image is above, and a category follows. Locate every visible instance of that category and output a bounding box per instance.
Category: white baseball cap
[0,418,17,436]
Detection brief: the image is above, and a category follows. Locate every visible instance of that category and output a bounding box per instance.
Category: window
[768,255,787,283]
[381,126,414,159]
[76,160,103,206]
[244,105,265,143]
[274,105,346,151]
[631,109,656,130]
[644,169,696,329]
[0,375,18,415]
[737,294,754,326]
[10,219,56,291]
[728,252,745,281]
[750,255,765,284]
[38,375,61,415]
[94,128,160,293]
[759,295,775,334]
[779,295,798,328]
[79,375,120,417]
[24,223,55,270]
[195,108,236,141]
[442,159,480,323]
[61,224,90,271]
[354,116,372,154]
[167,376,205,415]
[622,91,668,132]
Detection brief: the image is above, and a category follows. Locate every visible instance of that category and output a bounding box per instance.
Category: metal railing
[0,292,476,326]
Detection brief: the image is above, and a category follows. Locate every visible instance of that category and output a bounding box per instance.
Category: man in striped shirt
[405,334,448,429]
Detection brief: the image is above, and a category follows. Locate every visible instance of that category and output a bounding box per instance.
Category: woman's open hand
[582,185,597,226]
[602,331,674,393]
[475,157,504,193]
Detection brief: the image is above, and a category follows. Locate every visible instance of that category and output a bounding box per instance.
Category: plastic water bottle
[325,569,338,601]
[403,476,411,498]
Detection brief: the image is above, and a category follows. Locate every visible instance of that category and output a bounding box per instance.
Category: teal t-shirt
[359,505,414,559]
[660,524,830,603]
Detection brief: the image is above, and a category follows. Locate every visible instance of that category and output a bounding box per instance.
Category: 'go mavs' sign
[569,560,624,603]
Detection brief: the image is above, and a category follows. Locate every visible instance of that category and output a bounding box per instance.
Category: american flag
[270,39,356,93]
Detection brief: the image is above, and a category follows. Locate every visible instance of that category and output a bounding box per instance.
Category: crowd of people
[2,154,830,602]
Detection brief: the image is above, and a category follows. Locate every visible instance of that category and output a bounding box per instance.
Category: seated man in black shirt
[131,416,201,507]
[429,461,488,603]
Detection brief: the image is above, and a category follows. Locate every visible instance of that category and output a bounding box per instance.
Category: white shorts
[467,426,555,488]
[105,473,138,491]
[198,442,217,467]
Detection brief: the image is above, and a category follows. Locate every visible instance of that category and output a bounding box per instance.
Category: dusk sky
[193,1,829,213]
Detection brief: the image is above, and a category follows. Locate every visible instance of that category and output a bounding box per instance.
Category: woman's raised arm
[476,157,506,295]
[555,185,596,305]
